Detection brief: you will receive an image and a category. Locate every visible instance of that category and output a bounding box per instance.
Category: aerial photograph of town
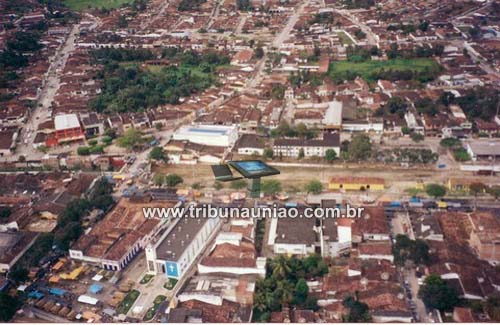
[0,0,499,323]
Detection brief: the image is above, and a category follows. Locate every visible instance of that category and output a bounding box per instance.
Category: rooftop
[155,216,208,262]
[54,114,81,131]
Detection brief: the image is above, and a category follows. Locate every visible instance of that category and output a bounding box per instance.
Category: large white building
[172,124,239,148]
[145,215,221,281]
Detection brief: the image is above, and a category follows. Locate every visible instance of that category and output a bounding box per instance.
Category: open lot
[63,0,133,10]
[329,58,440,82]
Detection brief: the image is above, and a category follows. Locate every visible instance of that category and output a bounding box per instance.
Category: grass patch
[116,289,140,315]
[337,31,354,45]
[140,274,154,284]
[163,278,178,290]
[63,0,133,10]
[143,295,166,321]
[328,58,440,82]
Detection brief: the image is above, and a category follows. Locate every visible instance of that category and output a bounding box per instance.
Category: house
[453,307,475,322]
[269,216,317,256]
[273,132,340,158]
[358,241,394,262]
[0,231,38,273]
[466,141,500,161]
[80,113,104,137]
[234,134,265,156]
[70,197,181,271]
[231,49,253,66]
[198,232,266,277]
[54,114,85,145]
[352,207,390,242]
[329,177,385,191]
[0,129,17,157]
[467,212,500,263]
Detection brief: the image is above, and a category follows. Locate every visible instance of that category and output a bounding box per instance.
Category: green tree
[487,186,500,200]
[298,148,305,159]
[469,182,486,210]
[8,268,28,283]
[230,179,248,190]
[0,207,12,220]
[0,293,20,321]
[453,148,470,162]
[149,146,167,161]
[154,174,164,186]
[261,179,282,195]
[348,134,372,161]
[343,295,371,322]
[77,146,91,155]
[270,255,290,279]
[294,279,309,304]
[425,183,446,199]
[117,128,144,150]
[305,180,323,194]
[165,174,183,187]
[263,148,274,159]
[418,274,459,311]
[213,181,223,190]
[325,149,337,162]
[410,132,424,143]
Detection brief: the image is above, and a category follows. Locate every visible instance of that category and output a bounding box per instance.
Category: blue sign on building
[166,261,179,278]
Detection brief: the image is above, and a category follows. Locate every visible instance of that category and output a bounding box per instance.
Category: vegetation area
[116,289,140,315]
[0,293,21,321]
[439,137,470,162]
[140,274,154,284]
[144,295,166,321]
[0,31,44,89]
[253,255,328,322]
[89,49,229,114]
[418,274,459,311]
[375,148,438,164]
[149,146,168,162]
[345,134,372,161]
[62,0,134,10]
[261,179,282,195]
[393,234,430,266]
[270,122,318,140]
[154,173,184,187]
[177,0,206,11]
[164,278,178,290]
[425,183,447,199]
[304,180,323,194]
[328,58,441,83]
[343,294,371,322]
[341,0,374,9]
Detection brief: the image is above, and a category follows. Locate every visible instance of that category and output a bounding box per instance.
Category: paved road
[272,0,311,48]
[16,23,80,160]
[335,9,378,45]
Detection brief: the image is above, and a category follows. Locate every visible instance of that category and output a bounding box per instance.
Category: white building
[145,215,221,281]
[173,124,239,148]
[273,132,340,158]
[322,101,343,127]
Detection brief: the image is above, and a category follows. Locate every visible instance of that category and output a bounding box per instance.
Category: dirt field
[153,162,464,194]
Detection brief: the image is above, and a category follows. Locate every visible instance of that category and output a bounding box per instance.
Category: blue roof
[49,288,66,296]
[89,284,103,294]
[28,291,44,299]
